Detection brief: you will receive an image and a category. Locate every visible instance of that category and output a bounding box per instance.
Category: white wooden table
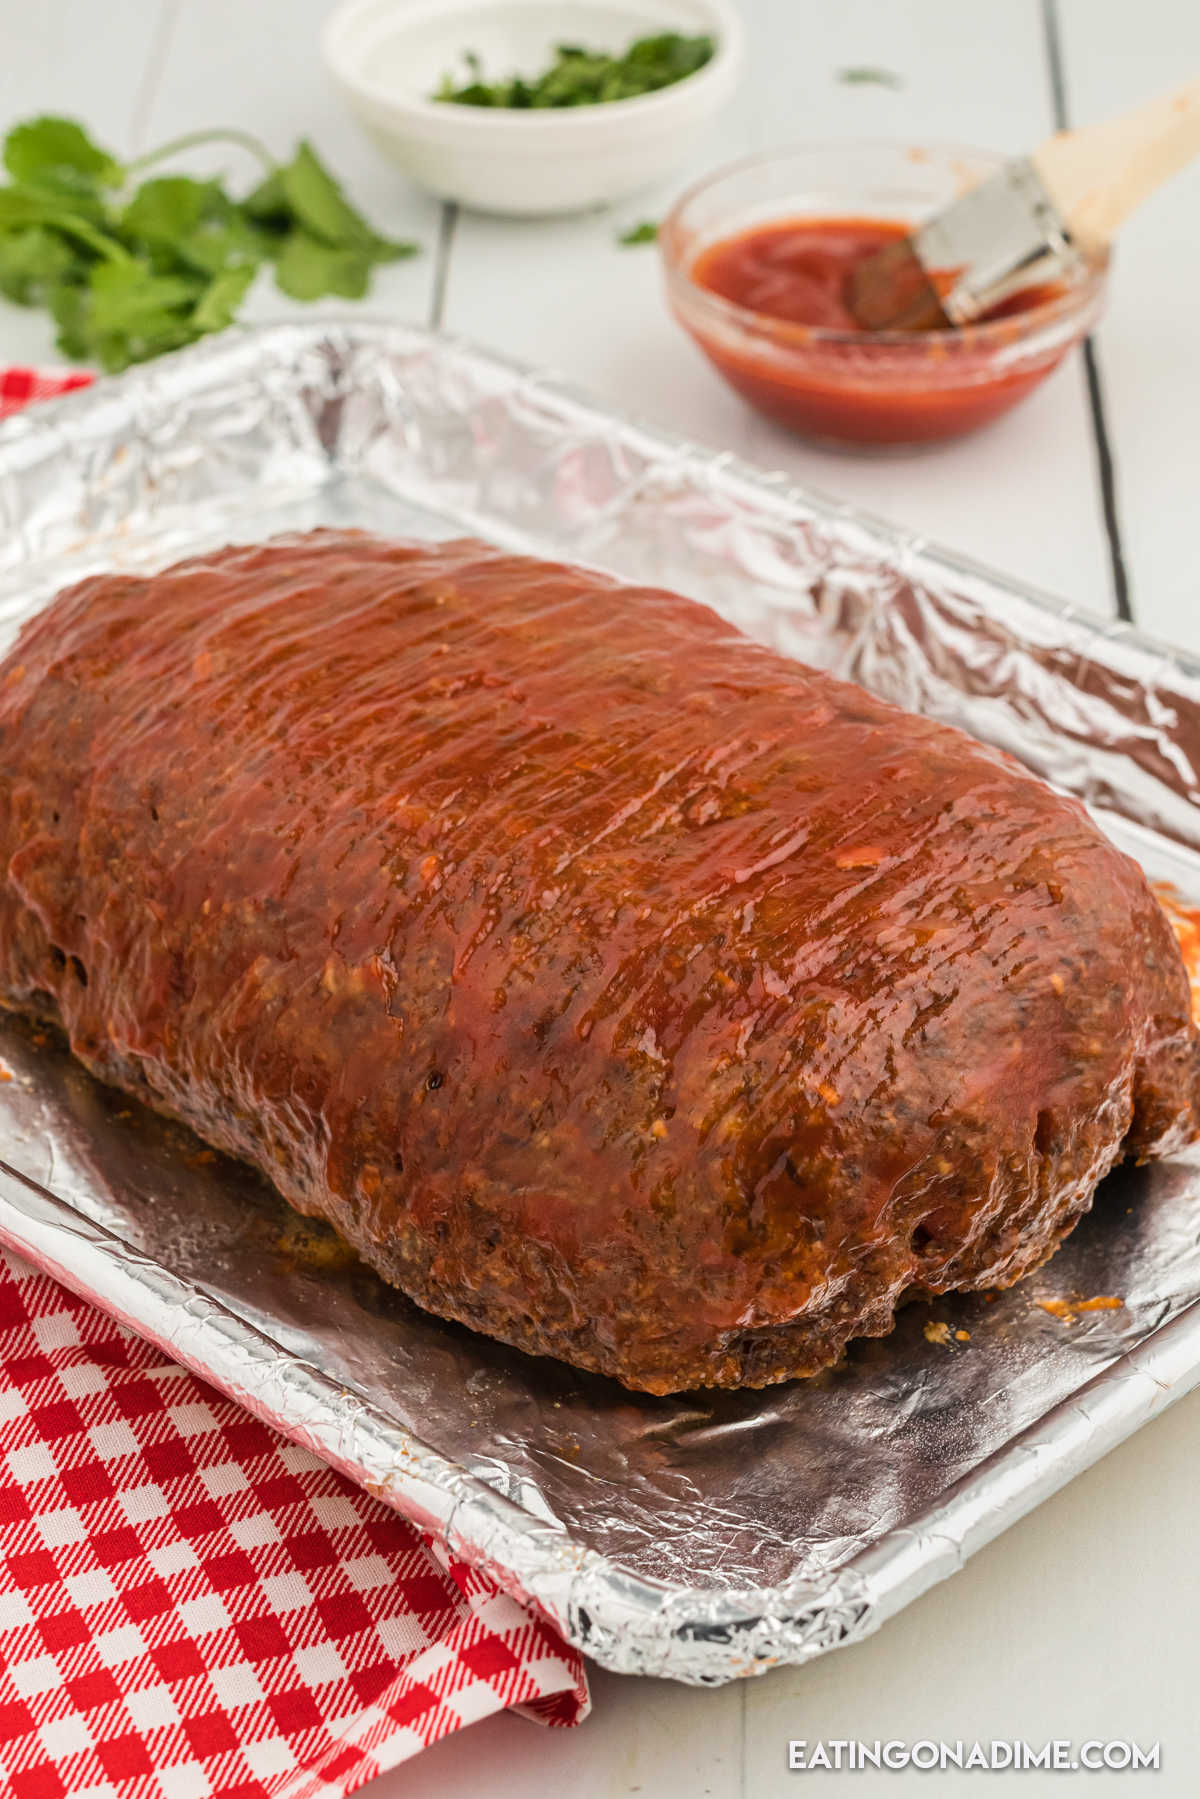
[3,3,1199,1794]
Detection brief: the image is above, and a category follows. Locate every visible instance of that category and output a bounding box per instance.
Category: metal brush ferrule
[913,157,1085,325]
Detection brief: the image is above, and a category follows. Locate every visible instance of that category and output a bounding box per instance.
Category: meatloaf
[0,530,1196,1393]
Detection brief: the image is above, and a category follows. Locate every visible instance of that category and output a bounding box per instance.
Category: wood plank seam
[1040,0,1135,622]
[431,202,459,329]
[128,0,183,152]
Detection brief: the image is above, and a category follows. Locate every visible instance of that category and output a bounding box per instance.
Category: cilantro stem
[123,128,276,180]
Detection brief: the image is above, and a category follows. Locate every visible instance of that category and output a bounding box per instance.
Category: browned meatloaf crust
[0,531,1196,1392]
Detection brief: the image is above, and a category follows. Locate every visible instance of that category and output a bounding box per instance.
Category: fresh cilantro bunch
[0,116,418,371]
[435,32,715,108]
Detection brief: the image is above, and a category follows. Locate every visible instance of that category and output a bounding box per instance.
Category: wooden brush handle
[1032,79,1200,256]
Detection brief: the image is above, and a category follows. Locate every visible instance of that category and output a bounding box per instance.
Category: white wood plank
[140,0,440,331]
[0,0,175,366]
[1055,0,1200,653]
[442,0,1114,615]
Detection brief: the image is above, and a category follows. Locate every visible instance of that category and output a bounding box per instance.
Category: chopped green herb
[837,66,904,88]
[618,220,658,246]
[435,32,714,108]
[0,114,419,371]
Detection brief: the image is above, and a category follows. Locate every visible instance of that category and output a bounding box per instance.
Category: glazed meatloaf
[0,531,1196,1393]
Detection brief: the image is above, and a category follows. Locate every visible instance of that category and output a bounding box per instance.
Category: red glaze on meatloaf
[0,531,1196,1391]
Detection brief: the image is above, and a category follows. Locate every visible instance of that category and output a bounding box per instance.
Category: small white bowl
[321,0,743,216]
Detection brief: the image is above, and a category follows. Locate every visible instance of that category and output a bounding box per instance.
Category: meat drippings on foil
[1037,1295,1125,1324]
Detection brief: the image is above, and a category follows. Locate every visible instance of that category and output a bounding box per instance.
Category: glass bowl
[659,142,1109,450]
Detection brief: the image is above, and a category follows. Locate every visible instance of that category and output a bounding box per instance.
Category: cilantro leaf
[86,262,200,332]
[279,141,372,245]
[192,262,257,331]
[0,225,77,304]
[246,144,416,287]
[0,186,130,261]
[44,263,202,370]
[273,231,376,301]
[618,220,658,246]
[121,175,266,275]
[47,281,95,361]
[275,141,414,261]
[0,185,83,228]
[3,115,123,194]
[242,167,290,230]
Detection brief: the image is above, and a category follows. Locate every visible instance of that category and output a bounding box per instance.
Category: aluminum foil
[0,320,1199,1685]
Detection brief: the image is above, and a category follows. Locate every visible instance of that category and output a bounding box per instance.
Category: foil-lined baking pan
[0,320,1198,1685]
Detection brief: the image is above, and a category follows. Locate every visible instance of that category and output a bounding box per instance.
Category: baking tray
[1,319,1199,1686]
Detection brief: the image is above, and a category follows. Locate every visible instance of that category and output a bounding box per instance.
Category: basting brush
[847,78,1200,332]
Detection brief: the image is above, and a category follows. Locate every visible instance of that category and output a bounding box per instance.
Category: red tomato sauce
[1155,885,1200,1024]
[684,217,1070,446]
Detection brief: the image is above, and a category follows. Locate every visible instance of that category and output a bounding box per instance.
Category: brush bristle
[846,237,950,332]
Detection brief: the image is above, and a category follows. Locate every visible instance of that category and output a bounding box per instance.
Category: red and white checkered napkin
[0,1245,588,1798]
[0,366,94,417]
[0,365,590,1795]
